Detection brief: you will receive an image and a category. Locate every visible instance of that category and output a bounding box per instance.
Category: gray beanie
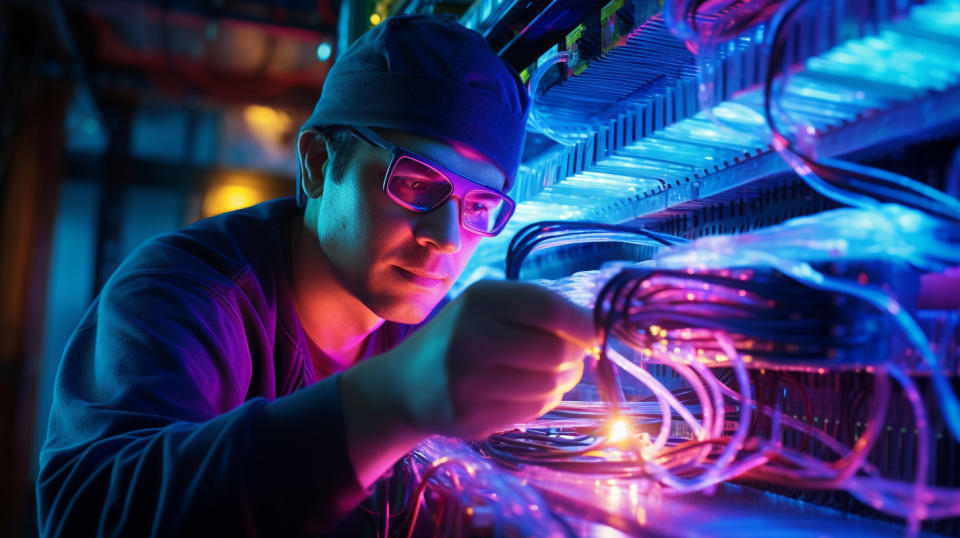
[298,14,530,206]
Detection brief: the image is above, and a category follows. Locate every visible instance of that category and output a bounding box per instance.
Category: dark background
[0,1,392,535]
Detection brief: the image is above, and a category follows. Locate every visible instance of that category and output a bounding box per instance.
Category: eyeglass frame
[344,125,516,237]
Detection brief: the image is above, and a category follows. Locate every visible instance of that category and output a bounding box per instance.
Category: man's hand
[340,280,594,487]
[392,279,594,439]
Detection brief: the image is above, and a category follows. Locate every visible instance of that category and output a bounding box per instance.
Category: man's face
[310,128,507,324]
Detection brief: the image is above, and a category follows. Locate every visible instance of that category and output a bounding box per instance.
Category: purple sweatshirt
[36,197,429,537]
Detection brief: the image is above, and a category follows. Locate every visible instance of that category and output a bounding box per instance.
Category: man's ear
[298,129,330,200]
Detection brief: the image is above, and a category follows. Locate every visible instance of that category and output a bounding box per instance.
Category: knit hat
[297,14,530,207]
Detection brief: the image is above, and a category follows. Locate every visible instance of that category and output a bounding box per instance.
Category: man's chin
[368,291,444,325]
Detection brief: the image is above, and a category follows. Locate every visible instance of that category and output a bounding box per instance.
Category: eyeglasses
[346,125,515,237]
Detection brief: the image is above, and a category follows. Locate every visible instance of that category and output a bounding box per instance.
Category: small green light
[316,42,332,62]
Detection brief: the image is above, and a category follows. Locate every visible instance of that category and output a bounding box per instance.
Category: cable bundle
[594,266,890,365]
[666,0,783,50]
[506,221,684,280]
[388,1,960,534]
[763,0,960,227]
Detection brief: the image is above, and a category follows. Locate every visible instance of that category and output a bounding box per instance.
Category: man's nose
[413,197,461,254]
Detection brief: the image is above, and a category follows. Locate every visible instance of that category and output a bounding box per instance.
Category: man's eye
[398,177,428,191]
[468,202,491,214]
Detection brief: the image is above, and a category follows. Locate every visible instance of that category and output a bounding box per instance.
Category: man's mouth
[392,265,448,289]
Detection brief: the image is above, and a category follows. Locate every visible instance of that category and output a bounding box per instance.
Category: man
[37,14,593,536]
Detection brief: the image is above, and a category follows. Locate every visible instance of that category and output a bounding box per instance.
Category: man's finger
[471,321,588,372]
[556,359,584,394]
[466,280,597,349]
[462,366,568,402]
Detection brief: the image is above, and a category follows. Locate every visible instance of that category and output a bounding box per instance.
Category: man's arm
[38,271,591,535]
[338,280,593,488]
[37,270,366,537]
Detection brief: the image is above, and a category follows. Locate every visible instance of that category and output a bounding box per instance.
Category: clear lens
[387,156,453,210]
[463,190,511,234]
[386,154,513,235]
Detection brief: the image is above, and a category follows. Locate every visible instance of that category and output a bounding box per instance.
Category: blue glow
[501,0,960,214]
[81,118,99,135]
[711,102,767,126]
[465,0,960,289]
[316,42,332,62]
[64,89,108,155]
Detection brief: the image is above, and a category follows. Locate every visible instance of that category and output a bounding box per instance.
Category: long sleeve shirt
[36,197,427,537]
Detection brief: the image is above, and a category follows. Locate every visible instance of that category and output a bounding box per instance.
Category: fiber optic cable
[527,52,592,146]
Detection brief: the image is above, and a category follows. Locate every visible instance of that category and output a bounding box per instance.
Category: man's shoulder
[114,196,299,285]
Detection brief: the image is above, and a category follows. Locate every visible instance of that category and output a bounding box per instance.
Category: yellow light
[608,418,631,443]
[242,105,292,148]
[202,181,267,218]
[370,13,382,25]
[648,325,661,335]
[686,292,695,301]
[715,353,728,362]
[243,104,291,129]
